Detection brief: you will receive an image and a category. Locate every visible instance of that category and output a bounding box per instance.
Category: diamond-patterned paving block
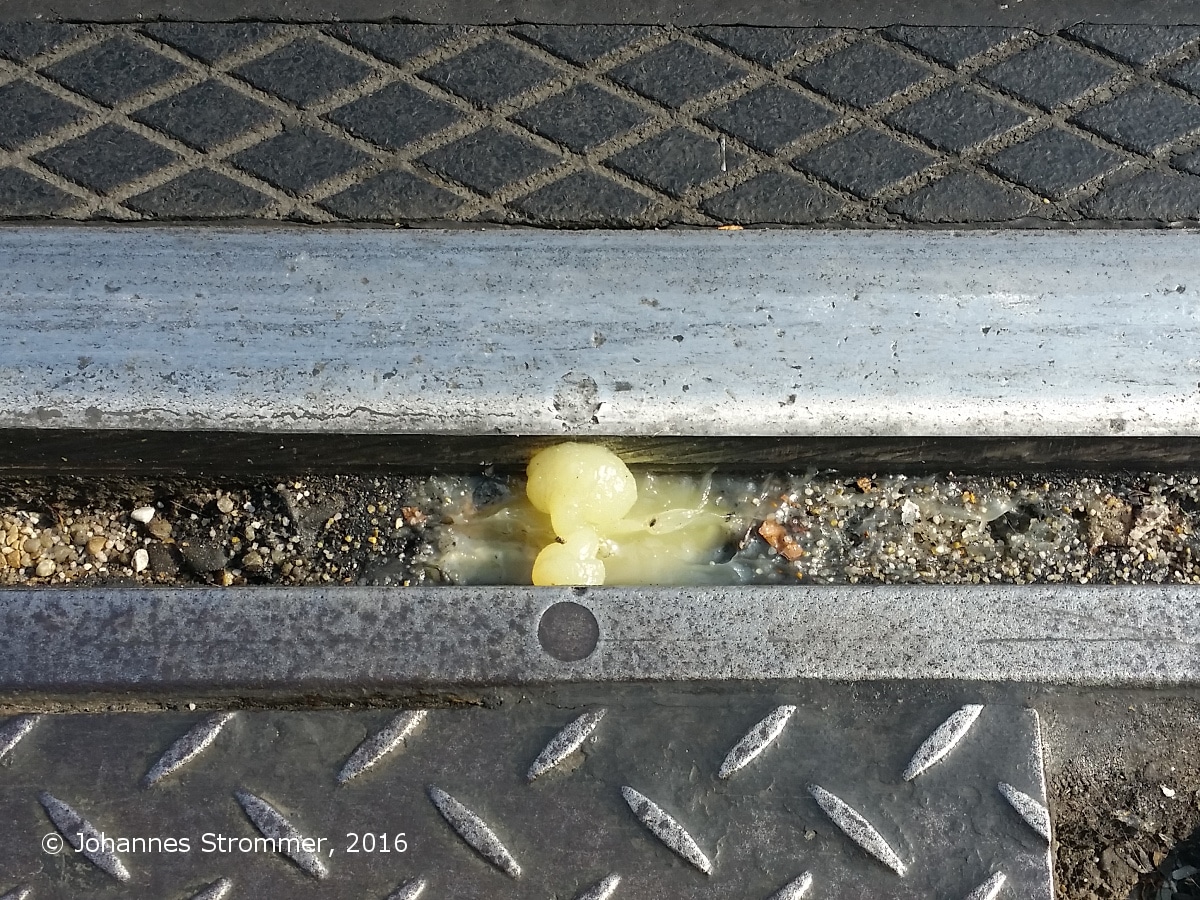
[887,171,1033,222]
[511,171,651,224]
[1072,85,1200,155]
[0,166,77,215]
[124,169,272,217]
[700,84,837,153]
[326,83,462,151]
[142,23,283,64]
[794,128,934,198]
[607,126,744,198]
[985,127,1127,199]
[421,38,558,109]
[607,40,749,109]
[0,23,81,62]
[884,26,1024,69]
[1065,24,1200,66]
[1165,57,1200,96]
[420,127,559,195]
[702,171,844,223]
[133,81,275,151]
[319,169,464,220]
[1082,170,1200,220]
[327,24,466,66]
[794,41,931,109]
[886,85,1028,153]
[515,84,649,154]
[40,35,185,105]
[0,81,85,150]
[231,125,372,194]
[697,26,842,66]
[979,41,1117,110]
[234,38,373,108]
[512,25,657,64]
[33,124,180,193]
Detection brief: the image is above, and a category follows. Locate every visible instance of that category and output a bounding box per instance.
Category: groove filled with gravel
[0,469,1198,587]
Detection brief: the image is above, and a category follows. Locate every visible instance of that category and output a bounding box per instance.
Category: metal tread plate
[0,688,1052,899]
[3,23,1200,224]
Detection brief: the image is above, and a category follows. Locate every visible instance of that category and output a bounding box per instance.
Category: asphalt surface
[5,24,1200,224]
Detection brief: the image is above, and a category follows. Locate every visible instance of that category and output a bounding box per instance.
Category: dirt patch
[1043,692,1200,899]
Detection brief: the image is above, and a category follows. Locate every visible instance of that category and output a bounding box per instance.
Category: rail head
[2,227,1199,440]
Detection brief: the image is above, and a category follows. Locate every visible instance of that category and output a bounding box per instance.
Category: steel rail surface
[1,227,1198,439]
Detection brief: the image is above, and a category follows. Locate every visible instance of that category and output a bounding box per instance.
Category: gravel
[0,475,457,587]
[0,468,1196,587]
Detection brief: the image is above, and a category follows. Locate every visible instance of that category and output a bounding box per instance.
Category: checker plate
[0,688,1051,899]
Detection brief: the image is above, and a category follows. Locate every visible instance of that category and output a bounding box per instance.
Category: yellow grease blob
[527,443,731,586]
[436,443,745,586]
[531,526,606,586]
[527,442,637,536]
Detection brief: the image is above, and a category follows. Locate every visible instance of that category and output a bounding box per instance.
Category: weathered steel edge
[4,0,1199,27]
[5,432,1200,476]
[0,585,1196,693]
[4,226,1200,439]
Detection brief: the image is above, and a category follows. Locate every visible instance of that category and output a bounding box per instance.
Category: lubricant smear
[440,443,756,586]
[0,450,1199,586]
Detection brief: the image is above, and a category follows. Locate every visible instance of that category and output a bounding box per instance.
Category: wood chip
[759,520,805,561]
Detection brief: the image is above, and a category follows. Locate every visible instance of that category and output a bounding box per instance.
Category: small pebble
[85,536,106,558]
[147,518,172,540]
[131,506,155,524]
[182,541,228,573]
[216,497,235,515]
[35,558,55,577]
[146,543,179,575]
[133,548,149,573]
